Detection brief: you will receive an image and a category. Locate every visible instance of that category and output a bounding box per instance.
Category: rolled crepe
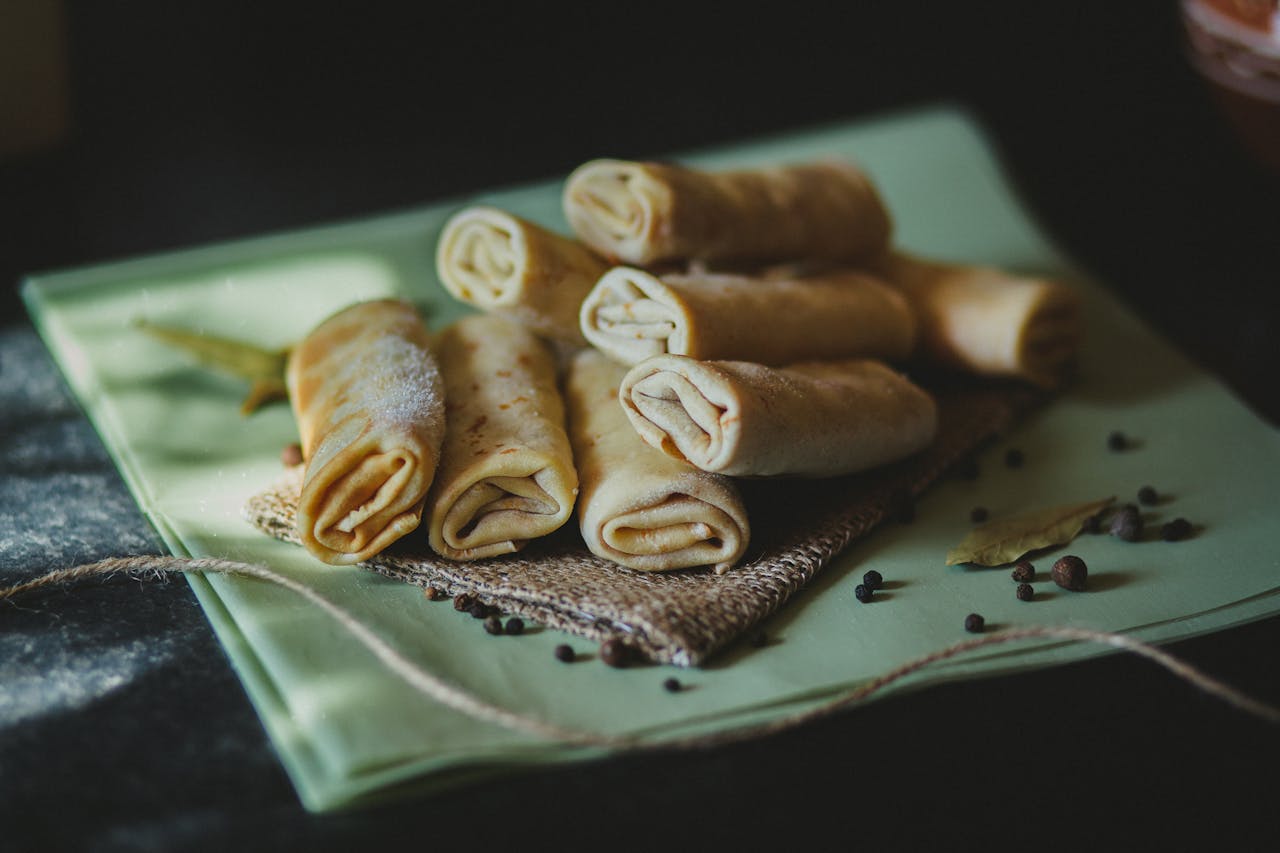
[872,251,1083,387]
[425,314,578,560]
[580,265,916,366]
[566,349,749,574]
[620,355,938,477]
[287,299,446,565]
[562,158,892,266]
[435,206,608,345]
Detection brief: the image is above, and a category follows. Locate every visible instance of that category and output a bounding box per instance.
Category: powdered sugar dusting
[357,333,444,432]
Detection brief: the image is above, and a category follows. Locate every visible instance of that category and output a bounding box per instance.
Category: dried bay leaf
[945,496,1115,566]
[134,317,289,414]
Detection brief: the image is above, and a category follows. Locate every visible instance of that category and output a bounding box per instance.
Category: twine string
[3,556,1276,752]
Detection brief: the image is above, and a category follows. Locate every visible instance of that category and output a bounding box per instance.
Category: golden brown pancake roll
[579,265,916,366]
[872,251,1083,387]
[435,206,608,344]
[425,314,578,561]
[287,299,446,565]
[565,349,749,574]
[620,355,938,477]
[562,158,892,267]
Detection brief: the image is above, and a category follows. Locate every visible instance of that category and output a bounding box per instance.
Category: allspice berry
[1051,555,1088,591]
[281,442,304,467]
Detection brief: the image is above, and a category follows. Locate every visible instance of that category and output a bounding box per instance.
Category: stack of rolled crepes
[284,155,1081,572]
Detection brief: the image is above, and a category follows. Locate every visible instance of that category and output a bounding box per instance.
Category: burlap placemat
[243,381,1041,666]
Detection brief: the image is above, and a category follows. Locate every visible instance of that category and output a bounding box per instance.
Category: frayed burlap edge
[243,383,1041,667]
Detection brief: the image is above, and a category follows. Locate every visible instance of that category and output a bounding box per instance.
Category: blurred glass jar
[1182,0,1280,174]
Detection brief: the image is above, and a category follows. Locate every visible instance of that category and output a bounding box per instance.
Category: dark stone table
[3,4,1277,850]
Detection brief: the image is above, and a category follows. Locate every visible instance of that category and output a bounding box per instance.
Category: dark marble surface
[2,3,1278,850]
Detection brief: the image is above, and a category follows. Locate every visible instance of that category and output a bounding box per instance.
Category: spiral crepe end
[1017,282,1084,389]
[436,207,526,309]
[564,160,664,265]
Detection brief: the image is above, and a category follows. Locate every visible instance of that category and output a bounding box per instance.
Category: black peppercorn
[1110,504,1143,542]
[1161,518,1193,541]
[554,644,575,663]
[663,677,682,693]
[600,638,631,668]
[1011,561,1035,583]
[970,506,989,524]
[863,570,883,590]
[964,613,985,633]
[483,615,504,635]
[1107,431,1128,451]
[1016,582,1035,602]
[423,586,446,601]
[1052,555,1088,591]
[1004,448,1025,468]
[469,602,491,619]
[505,617,525,636]
[1137,485,1159,506]
[854,583,872,603]
[453,592,476,612]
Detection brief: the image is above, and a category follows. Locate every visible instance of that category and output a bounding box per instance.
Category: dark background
[2,2,1278,850]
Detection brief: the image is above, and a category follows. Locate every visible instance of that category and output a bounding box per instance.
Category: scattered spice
[600,638,631,668]
[1052,555,1088,591]
[970,506,989,524]
[468,602,491,619]
[1162,518,1194,541]
[483,615,504,635]
[1004,448,1025,468]
[1011,561,1035,583]
[1016,582,1035,602]
[1107,431,1128,451]
[453,592,477,612]
[505,617,525,635]
[663,677,682,693]
[1110,504,1143,542]
[423,585,447,601]
[964,613,985,633]
[854,583,873,603]
[862,570,883,590]
[1137,485,1159,506]
[554,644,575,663]
[280,442,303,466]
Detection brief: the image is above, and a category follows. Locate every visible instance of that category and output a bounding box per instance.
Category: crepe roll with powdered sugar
[286,299,446,565]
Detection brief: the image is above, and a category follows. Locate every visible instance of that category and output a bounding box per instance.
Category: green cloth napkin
[22,104,1280,812]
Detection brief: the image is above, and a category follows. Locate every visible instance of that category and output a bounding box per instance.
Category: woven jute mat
[243,381,1041,667]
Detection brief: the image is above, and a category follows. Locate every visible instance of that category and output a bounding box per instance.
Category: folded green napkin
[23,105,1280,812]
